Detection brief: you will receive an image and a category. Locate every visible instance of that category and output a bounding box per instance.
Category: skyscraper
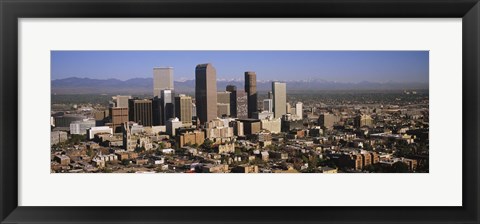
[175,94,193,126]
[152,97,163,126]
[296,102,303,119]
[272,81,287,118]
[166,118,183,136]
[286,102,292,115]
[112,95,131,108]
[236,90,248,119]
[128,99,153,126]
[161,89,175,124]
[217,91,231,118]
[217,91,231,104]
[245,71,258,118]
[195,63,217,125]
[109,107,128,133]
[226,85,248,119]
[263,99,273,113]
[217,104,230,118]
[153,67,174,98]
[226,85,238,117]
[319,113,335,130]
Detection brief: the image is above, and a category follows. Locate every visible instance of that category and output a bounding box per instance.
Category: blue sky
[51,51,429,83]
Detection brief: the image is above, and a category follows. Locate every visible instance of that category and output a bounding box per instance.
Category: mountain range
[51,77,428,95]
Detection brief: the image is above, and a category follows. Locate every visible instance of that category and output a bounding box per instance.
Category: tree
[234,147,242,155]
[202,139,214,150]
[416,159,429,173]
[301,155,309,163]
[391,162,409,173]
[121,159,131,166]
[364,164,384,173]
[363,143,373,151]
[69,134,86,145]
[135,146,146,153]
[86,148,94,157]
[102,168,113,173]
[158,142,165,149]
[306,156,318,172]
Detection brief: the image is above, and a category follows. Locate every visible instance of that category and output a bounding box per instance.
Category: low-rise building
[87,126,113,140]
[238,119,261,136]
[70,119,96,135]
[51,131,68,146]
[115,151,138,161]
[166,118,183,136]
[217,143,235,153]
[319,166,338,173]
[261,118,281,133]
[202,164,229,173]
[176,130,205,148]
[253,111,274,120]
[54,155,70,166]
[269,151,288,160]
[231,165,259,173]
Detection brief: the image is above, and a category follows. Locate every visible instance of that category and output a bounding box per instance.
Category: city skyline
[51,53,429,174]
[51,51,429,83]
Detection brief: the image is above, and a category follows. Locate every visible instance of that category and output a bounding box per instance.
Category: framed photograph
[1,0,479,223]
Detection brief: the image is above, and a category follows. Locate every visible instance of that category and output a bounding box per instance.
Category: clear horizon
[51,51,429,83]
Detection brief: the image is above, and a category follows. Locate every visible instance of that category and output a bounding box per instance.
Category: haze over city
[51,51,429,83]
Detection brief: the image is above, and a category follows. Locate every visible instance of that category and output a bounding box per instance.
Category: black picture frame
[1,0,479,223]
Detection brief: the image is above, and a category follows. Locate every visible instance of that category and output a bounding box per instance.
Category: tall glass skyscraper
[272,81,287,118]
[153,67,174,98]
[195,63,217,125]
[245,71,258,118]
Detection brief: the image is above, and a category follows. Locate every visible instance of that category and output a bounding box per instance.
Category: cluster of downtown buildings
[51,63,429,173]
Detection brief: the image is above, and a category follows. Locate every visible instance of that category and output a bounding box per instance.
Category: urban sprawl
[51,63,429,173]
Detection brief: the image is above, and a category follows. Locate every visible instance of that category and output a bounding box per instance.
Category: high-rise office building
[161,89,175,124]
[236,90,248,119]
[226,85,248,119]
[217,91,231,118]
[296,102,303,119]
[153,90,175,126]
[263,99,273,113]
[245,71,258,118]
[112,95,131,108]
[153,67,174,125]
[166,117,183,136]
[175,94,193,126]
[195,63,217,125]
[286,103,292,115]
[354,114,373,128]
[226,85,236,94]
[217,91,231,104]
[272,81,287,118]
[152,97,163,126]
[226,85,238,117]
[109,107,129,132]
[318,113,336,130]
[153,67,174,98]
[191,103,197,118]
[268,91,273,99]
[128,99,153,126]
[217,103,230,118]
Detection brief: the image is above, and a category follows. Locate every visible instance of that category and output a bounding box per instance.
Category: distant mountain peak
[51,77,428,94]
